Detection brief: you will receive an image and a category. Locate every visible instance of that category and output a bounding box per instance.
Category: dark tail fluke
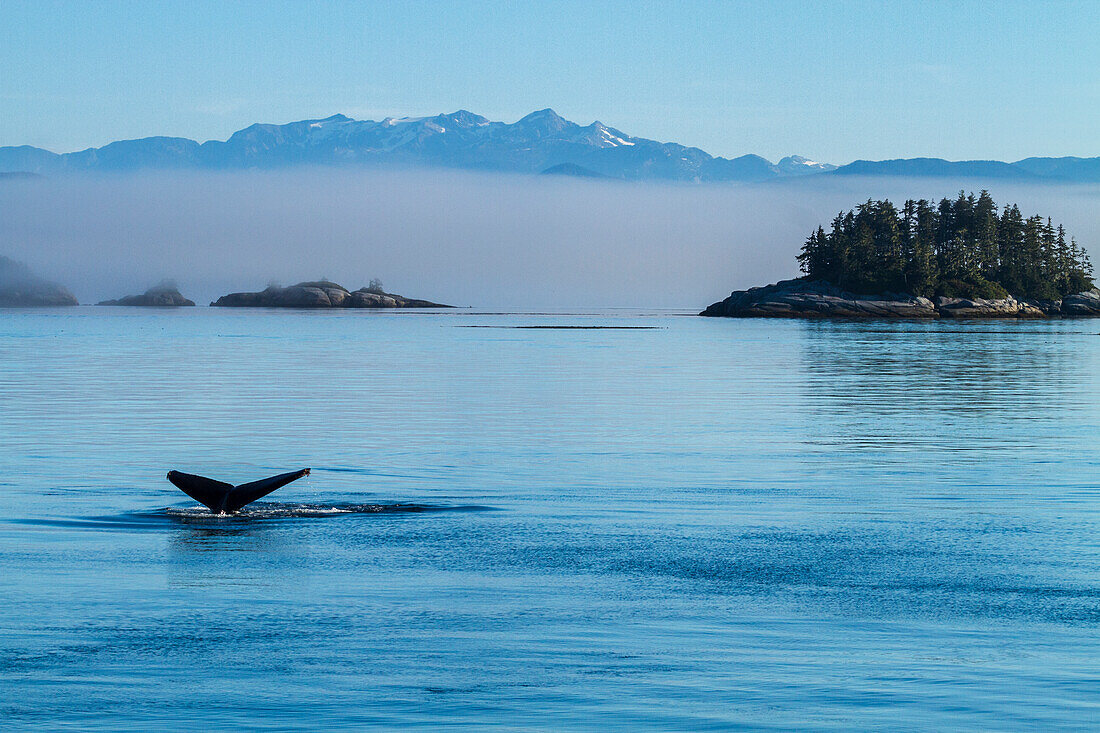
[224,469,311,512]
[166,471,233,511]
[167,468,311,513]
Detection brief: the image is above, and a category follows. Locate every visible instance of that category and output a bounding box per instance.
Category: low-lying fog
[1,169,1098,308]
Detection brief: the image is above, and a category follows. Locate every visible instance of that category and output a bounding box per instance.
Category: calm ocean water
[1,307,1098,730]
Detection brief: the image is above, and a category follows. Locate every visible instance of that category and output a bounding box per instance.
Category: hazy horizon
[3,170,1097,308]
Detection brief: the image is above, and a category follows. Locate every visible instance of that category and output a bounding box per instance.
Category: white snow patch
[598,128,634,147]
[382,116,428,127]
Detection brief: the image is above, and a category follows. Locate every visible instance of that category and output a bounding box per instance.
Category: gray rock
[935,295,1044,318]
[349,288,449,308]
[271,286,334,308]
[0,255,78,306]
[1025,299,1063,315]
[98,283,195,306]
[700,279,937,319]
[349,290,399,308]
[1017,301,1048,318]
[324,288,348,307]
[1061,288,1100,316]
[210,290,266,307]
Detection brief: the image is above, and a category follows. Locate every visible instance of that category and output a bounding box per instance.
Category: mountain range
[2,108,1098,183]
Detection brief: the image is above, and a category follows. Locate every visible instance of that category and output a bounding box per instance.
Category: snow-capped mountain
[3,110,1096,181]
[776,155,838,176]
[0,109,826,182]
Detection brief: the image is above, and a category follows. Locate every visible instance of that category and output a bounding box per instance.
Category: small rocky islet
[98,282,195,306]
[210,281,451,309]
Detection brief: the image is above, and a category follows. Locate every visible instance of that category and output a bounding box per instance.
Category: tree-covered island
[797,191,1092,300]
[702,191,1100,319]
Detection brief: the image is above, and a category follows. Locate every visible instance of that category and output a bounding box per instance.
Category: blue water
[2,307,1099,730]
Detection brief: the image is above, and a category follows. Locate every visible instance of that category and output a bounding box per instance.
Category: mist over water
[1,170,1098,308]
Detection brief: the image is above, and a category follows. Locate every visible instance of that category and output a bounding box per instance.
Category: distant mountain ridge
[1,109,1097,182]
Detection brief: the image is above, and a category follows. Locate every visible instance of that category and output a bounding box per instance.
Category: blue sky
[2,0,1097,163]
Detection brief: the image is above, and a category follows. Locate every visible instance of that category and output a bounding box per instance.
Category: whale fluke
[167,468,311,513]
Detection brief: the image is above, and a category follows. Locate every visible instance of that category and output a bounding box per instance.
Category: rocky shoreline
[701,278,1100,319]
[211,281,451,309]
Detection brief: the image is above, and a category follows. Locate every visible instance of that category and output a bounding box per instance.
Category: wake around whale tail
[167,468,311,513]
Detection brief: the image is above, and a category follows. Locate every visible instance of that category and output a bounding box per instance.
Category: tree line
[796,191,1094,300]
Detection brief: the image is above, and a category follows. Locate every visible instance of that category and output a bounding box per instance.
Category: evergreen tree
[905,199,939,297]
[974,190,999,281]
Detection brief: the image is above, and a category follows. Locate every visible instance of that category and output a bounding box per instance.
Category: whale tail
[167,468,310,513]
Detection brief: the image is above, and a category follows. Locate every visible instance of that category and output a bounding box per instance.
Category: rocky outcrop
[934,296,1045,318]
[211,281,451,309]
[1028,299,1064,316]
[0,255,78,306]
[700,279,937,318]
[212,281,346,308]
[98,282,195,306]
[1061,288,1100,316]
[702,278,1100,319]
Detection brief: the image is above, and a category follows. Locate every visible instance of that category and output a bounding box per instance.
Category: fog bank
[1,170,1097,308]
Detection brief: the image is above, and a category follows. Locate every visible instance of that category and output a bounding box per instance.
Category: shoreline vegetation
[703,191,1100,319]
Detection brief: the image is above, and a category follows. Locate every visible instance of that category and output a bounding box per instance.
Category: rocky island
[0,255,78,306]
[211,280,451,309]
[703,192,1098,319]
[98,281,195,306]
[702,278,1100,318]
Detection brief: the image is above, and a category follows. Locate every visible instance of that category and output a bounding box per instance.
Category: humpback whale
[167,468,310,513]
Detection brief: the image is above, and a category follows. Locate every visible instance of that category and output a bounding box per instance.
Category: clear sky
[2,0,1097,163]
